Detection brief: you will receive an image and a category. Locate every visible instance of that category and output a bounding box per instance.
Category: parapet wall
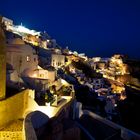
[0,89,38,129]
[82,109,140,140]
[75,102,140,140]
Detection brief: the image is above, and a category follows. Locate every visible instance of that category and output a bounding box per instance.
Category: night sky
[0,0,140,58]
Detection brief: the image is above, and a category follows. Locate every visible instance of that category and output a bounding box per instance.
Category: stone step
[0,131,23,140]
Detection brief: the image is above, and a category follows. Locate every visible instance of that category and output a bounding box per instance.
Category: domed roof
[9,38,25,45]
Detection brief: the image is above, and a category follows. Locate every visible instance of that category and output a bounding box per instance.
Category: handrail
[75,121,96,140]
[82,110,140,140]
[24,112,38,140]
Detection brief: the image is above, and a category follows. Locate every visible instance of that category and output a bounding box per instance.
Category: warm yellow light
[47,40,50,43]
[37,106,56,118]
[32,73,37,78]
[120,94,126,100]
[61,79,69,86]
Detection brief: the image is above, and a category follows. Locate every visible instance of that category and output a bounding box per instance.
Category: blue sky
[0,0,140,58]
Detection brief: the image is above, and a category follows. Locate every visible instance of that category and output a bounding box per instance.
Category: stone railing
[24,112,38,140]
[24,97,73,140]
[75,101,140,140]
[82,110,140,140]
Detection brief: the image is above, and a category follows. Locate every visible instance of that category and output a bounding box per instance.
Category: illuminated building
[51,54,65,69]
[92,57,101,62]
[6,38,38,74]
[10,25,40,36]
[24,66,56,82]
[22,34,41,46]
[2,17,13,30]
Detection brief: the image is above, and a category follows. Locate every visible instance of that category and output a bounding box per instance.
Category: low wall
[74,102,140,140]
[24,98,73,140]
[24,113,38,140]
[0,89,38,130]
[82,110,140,140]
[0,89,36,140]
[24,111,50,140]
[0,90,28,129]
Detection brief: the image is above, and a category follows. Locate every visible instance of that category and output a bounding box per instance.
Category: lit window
[52,60,55,66]
[27,55,30,62]
[40,74,42,77]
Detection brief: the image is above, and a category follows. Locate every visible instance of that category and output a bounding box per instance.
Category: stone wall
[0,16,6,100]
[0,89,39,140]
[0,89,38,129]
[82,109,140,140]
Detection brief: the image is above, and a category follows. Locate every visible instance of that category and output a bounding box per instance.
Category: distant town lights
[47,40,50,43]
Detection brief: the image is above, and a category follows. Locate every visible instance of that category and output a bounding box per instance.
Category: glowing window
[40,74,44,77]
[27,55,30,62]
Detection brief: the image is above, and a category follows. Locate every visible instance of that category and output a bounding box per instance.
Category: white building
[2,17,13,30]
[25,66,56,82]
[92,57,101,62]
[40,40,47,49]
[6,64,20,88]
[6,38,38,75]
[89,61,97,70]
[51,54,65,69]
